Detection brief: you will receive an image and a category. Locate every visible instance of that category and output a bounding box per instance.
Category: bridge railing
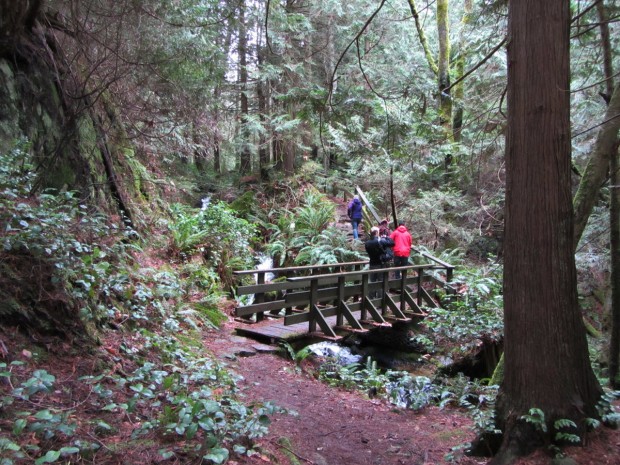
[283,263,446,337]
[233,259,456,337]
[233,261,367,322]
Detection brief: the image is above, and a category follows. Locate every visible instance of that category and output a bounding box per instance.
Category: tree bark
[610,126,620,389]
[406,0,438,75]
[494,0,603,462]
[437,0,453,172]
[596,1,614,98]
[257,46,269,181]
[0,0,43,55]
[237,0,251,175]
[452,0,472,143]
[573,83,620,249]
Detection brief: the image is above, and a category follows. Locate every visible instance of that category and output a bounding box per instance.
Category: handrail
[355,186,383,225]
[233,260,368,276]
[286,264,441,281]
[281,263,440,335]
[412,247,455,282]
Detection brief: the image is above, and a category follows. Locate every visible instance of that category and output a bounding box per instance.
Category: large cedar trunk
[610,123,620,389]
[492,1,603,463]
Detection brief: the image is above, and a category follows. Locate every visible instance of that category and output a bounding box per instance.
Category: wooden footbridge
[233,250,455,343]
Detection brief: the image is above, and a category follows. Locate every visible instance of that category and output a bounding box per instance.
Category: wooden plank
[281,278,420,307]
[237,281,307,295]
[419,287,439,308]
[286,264,435,282]
[309,280,318,333]
[403,290,424,313]
[385,294,407,319]
[284,305,339,325]
[412,248,455,270]
[336,276,345,327]
[233,260,368,276]
[237,276,344,295]
[356,186,382,225]
[340,301,364,330]
[363,296,386,323]
[235,300,287,316]
[312,304,338,338]
[237,308,371,342]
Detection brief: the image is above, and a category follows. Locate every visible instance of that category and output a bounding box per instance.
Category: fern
[264,240,289,267]
[520,408,547,432]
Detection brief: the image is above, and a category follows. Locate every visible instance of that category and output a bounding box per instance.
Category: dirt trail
[330,194,356,240]
[203,321,481,465]
[204,317,620,465]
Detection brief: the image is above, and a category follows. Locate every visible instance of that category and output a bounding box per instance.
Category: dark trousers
[394,256,409,279]
[369,264,383,298]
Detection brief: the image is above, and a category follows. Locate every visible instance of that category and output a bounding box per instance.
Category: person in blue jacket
[347,195,363,240]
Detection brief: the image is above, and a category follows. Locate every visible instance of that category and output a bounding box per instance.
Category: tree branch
[442,37,506,94]
[325,0,389,109]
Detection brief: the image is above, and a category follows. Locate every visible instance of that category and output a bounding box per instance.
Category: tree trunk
[437,0,453,172]
[237,0,251,175]
[257,46,269,181]
[573,83,620,249]
[493,1,603,462]
[596,1,614,98]
[452,0,472,143]
[0,0,42,55]
[406,0,438,75]
[610,128,620,389]
[322,13,336,171]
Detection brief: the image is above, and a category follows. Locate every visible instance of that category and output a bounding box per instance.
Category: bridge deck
[234,310,368,343]
[234,305,421,344]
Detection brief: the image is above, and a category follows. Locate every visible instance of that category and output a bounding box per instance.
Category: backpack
[379,237,394,264]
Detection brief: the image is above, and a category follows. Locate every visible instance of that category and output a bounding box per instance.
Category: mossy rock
[229,191,257,217]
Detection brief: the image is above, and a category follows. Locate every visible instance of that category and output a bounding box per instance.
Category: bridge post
[309,278,318,333]
[417,269,423,307]
[255,271,265,321]
[381,269,390,313]
[336,275,345,327]
[361,273,369,321]
[400,269,407,314]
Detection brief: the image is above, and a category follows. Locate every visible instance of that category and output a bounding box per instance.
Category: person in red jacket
[390,221,412,278]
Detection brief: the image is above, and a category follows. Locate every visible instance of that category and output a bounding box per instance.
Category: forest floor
[1,300,619,465]
[202,314,620,465]
[2,196,619,464]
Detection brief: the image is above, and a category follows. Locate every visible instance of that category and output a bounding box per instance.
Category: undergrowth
[0,330,286,464]
[0,141,285,464]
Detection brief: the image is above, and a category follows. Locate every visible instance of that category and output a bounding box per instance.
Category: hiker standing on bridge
[390,221,412,279]
[365,226,384,297]
[347,194,363,240]
[378,219,391,238]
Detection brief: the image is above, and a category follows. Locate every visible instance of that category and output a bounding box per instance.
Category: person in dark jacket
[347,195,363,240]
[390,221,412,279]
[378,219,391,238]
[364,227,383,298]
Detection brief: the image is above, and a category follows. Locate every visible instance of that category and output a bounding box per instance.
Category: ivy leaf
[203,447,229,464]
[34,450,61,464]
[59,446,80,455]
